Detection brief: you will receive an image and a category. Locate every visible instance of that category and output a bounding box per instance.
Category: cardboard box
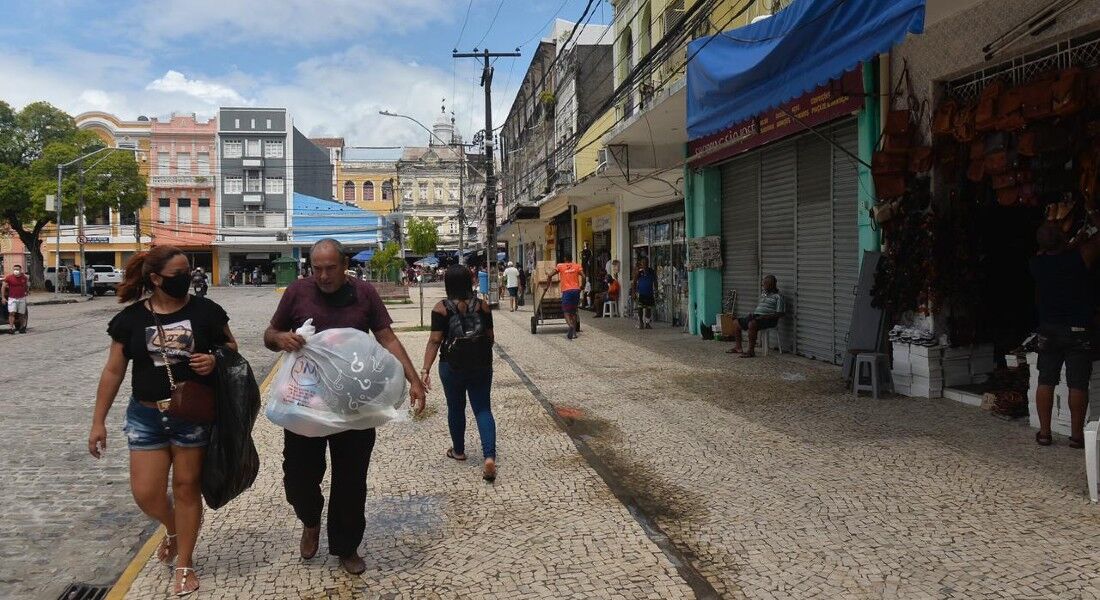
[719,314,737,337]
[534,261,562,300]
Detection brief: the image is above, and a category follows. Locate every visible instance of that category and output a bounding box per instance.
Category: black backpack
[442,298,492,370]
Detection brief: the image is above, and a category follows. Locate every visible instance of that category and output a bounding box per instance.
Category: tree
[0,103,145,289]
[370,241,405,282]
[406,216,439,256]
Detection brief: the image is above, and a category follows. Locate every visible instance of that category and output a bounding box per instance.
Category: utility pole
[454,48,520,302]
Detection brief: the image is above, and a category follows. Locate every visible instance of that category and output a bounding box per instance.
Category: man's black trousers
[282,428,376,557]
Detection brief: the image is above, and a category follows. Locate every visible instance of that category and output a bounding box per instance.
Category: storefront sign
[687,69,864,169]
[592,215,612,232]
[79,236,110,244]
[687,236,722,271]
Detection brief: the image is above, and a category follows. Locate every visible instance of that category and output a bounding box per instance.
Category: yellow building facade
[334,148,402,215]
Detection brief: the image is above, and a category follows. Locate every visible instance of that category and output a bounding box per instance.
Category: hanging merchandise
[266,319,409,437]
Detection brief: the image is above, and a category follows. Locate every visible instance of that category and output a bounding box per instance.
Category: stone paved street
[6,286,1100,599]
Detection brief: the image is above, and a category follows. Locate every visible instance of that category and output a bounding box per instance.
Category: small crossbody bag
[149,301,217,423]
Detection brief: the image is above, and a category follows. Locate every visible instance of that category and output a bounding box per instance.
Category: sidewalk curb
[27,297,93,306]
[105,357,282,600]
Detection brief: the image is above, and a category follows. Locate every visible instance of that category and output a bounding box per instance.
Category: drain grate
[57,583,111,600]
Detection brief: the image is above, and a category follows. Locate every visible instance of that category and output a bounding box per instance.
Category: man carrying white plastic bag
[267,318,409,436]
[264,239,426,575]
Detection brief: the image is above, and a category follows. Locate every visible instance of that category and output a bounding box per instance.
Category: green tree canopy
[405,216,439,256]
[370,241,405,282]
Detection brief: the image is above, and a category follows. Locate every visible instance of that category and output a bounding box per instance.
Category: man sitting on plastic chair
[727,275,786,358]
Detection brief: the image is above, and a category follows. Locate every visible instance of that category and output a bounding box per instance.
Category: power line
[454,0,474,48]
[474,0,507,49]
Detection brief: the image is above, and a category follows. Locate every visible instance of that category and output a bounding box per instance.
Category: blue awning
[686,0,925,140]
[352,250,374,262]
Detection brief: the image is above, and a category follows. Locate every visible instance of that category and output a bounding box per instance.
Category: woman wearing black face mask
[88,245,237,596]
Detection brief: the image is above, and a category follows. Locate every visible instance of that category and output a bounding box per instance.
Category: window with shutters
[158,198,170,223]
[177,153,191,175]
[264,139,283,158]
[245,139,261,157]
[382,180,394,201]
[265,177,284,194]
[198,198,210,223]
[196,152,210,174]
[363,181,374,201]
[245,170,262,192]
[343,181,355,203]
[177,198,192,223]
[157,152,170,175]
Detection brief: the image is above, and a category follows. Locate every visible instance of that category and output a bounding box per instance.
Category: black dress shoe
[339,554,366,574]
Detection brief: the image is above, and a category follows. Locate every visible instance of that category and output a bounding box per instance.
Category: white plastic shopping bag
[266,319,409,437]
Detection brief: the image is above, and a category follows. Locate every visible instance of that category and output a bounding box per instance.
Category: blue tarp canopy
[686,0,925,140]
[352,250,374,262]
[414,256,439,267]
[291,193,382,244]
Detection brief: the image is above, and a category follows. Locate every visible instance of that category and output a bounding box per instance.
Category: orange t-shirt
[608,279,621,300]
[556,263,583,292]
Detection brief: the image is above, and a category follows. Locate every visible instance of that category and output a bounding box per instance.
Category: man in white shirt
[503,261,521,312]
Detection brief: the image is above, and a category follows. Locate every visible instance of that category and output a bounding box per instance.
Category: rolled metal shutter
[831,122,860,364]
[795,134,834,362]
[720,155,760,316]
[759,141,797,351]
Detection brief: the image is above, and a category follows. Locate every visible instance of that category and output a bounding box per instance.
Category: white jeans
[7,297,27,315]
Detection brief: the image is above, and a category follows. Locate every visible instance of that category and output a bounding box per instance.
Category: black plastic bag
[202,346,261,510]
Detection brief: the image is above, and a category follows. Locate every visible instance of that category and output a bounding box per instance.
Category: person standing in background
[632,258,657,329]
[503,261,521,312]
[547,254,585,340]
[2,264,29,333]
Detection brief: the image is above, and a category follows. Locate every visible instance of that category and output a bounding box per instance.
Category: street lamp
[55,145,142,298]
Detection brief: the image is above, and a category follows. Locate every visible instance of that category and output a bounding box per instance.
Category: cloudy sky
[0,0,610,146]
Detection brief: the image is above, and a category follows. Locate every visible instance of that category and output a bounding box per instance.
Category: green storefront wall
[685,61,882,336]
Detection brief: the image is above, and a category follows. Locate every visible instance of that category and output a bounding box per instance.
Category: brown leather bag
[884,109,912,136]
[873,172,907,199]
[966,160,985,183]
[996,186,1019,207]
[975,79,1006,132]
[996,86,1027,131]
[1021,73,1057,120]
[984,150,1013,176]
[1053,68,1086,117]
[932,100,957,137]
[909,147,934,173]
[150,304,217,424]
[873,151,908,174]
[953,103,977,142]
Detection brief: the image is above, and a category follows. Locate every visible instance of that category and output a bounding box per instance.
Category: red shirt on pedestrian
[3,273,28,299]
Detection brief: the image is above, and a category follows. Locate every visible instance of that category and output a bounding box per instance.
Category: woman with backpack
[421,265,497,482]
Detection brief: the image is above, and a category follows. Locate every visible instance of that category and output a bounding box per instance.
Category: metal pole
[78,166,87,297]
[55,166,62,298]
[458,148,465,265]
[482,49,498,306]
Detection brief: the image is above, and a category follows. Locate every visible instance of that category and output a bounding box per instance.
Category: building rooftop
[309,137,345,149]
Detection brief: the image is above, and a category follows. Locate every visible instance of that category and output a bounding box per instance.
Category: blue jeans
[438,361,496,460]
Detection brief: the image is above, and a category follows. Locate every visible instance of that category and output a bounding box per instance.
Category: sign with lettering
[687,69,864,169]
[85,236,110,244]
[686,236,722,271]
[592,215,612,232]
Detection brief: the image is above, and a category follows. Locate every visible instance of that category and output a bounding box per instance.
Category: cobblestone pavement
[123,286,693,599]
[0,287,283,600]
[492,306,1100,599]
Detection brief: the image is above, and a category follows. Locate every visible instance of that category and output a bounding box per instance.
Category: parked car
[43,266,72,293]
[88,264,122,295]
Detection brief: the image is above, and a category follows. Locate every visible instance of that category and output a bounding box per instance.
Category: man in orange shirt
[548,254,585,340]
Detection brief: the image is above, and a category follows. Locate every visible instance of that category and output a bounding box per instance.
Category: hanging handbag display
[1021,73,1057,120]
[909,146,934,173]
[932,99,957,137]
[953,103,977,142]
[151,303,217,424]
[996,86,1027,131]
[966,159,986,183]
[1052,68,1086,117]
[975,79,1006,132]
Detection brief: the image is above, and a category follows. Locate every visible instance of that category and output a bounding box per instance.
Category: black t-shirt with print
[107,296,230,402]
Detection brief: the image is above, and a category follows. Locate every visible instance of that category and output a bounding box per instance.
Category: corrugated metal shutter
[759,141,797,351]
[795,134,834,362]
[831,122,860,364]
[720,155,760,316]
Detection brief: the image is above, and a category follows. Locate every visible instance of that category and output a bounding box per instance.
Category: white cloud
[146,70,248,106]
[127,0,456,46]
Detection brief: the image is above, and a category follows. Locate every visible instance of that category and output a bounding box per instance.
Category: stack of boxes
[1026,353,1098,436]
[891,341,945,398]
[942,347,972,386]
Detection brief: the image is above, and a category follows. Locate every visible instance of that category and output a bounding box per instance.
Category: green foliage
[13,101,77,165]
[405,216,439,256]
[370,241,405,280]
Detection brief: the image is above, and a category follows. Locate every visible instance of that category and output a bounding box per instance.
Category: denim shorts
[123,398,211,451]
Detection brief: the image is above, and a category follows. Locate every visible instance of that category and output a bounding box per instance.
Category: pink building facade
[148,115,219,277]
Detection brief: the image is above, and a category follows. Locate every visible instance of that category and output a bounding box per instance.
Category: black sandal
[446,448,467,461]
[1069,436,1085,449]
[1036,431,1053,446]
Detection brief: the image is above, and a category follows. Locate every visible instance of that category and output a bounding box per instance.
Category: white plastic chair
[602,300,620,318]
[756,328,780,357]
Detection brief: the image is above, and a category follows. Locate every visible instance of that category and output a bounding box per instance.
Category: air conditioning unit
[663,0,685,37]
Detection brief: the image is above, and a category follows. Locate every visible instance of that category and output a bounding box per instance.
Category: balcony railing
[149,174,214,188]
